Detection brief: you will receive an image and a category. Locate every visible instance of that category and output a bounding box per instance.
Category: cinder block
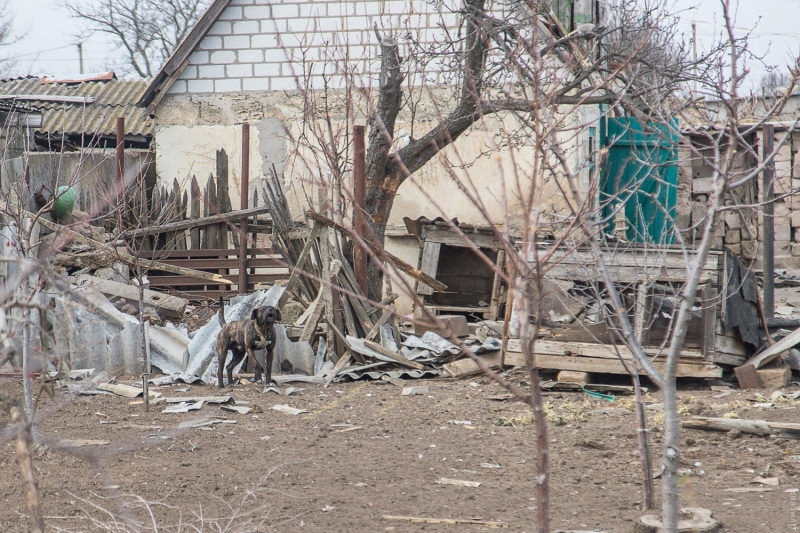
[725,212,743,229]
[210,50,237,64]
[215,78,242,92]
[271,4,298,18]
[188,51,209,65]
[271,77,298,91]
[207,21,232,36]
[244,5,271,19]
[233,20,259,35]
[775,201,790,217]
[791,243,800,256]
[254,63,280,77]
[727,243,742,256]
[223,35,250,49]
[226,64,253,78]
[557,371,590,386]
[199,65,224,78]
[756,365,791,389]
[218,6,242,20]
[692,178,715,195]
[724,229,741,244]
[187,79,214,92]
[252,34,278,49]
[243,78,270,91]
[238,49,263,63]
[742,240,757,259]
[167,80,187,94]
[199,36,222,50]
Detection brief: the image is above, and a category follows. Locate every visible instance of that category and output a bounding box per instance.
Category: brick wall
[168,0,460,95]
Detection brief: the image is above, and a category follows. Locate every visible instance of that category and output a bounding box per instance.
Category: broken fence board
[743,325,800,369]
[76,275,188,317]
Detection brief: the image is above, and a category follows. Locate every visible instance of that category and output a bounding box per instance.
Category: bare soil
[1,373,799,532]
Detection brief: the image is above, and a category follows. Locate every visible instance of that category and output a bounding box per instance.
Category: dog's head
[251,306,281,329]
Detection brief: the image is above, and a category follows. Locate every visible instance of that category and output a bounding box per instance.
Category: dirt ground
[2,372,800,532]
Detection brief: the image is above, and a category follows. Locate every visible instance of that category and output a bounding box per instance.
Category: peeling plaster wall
[153,91,599,315]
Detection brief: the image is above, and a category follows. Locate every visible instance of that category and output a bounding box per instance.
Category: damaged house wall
[147,0,602,315]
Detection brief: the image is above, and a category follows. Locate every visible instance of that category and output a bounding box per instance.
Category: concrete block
[243,78,271,91]
[252,33,278,49]
[724,229,741,244]
[226,63,253,78]
[199,65,225,78]
[254,63,280,77]
[223,35,250,49]
[692,202,708,225]
[792,244,800,256]
[356,1,383,15]
[218,6,242,20]
[180,65,198,79]
[725,212,743,229]
[233,20,259,35]
[271,77,298,91]
[215,78,242,92]
[188,51,209,65]
[238,49,263,63]
[775,223,792,242]
[742,240,757,259]
[775,201,790,217]
[557,370,590,385]
[187,79,214,93]
[271,4,298,18]
[301,3,323,16]
[244,5,271,19]
[208,21,232,35]
[756,365,792,389]
[199,36,222,50]
[327,2,353,16]
[693,178,716,195]
[726,243,742,256]
[211,50,237,64]
[791,211,800,228]
[167,80,187,94]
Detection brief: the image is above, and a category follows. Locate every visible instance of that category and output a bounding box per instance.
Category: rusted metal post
[239,123,250,294]
[762,124,775,318]
[353,125,367,295]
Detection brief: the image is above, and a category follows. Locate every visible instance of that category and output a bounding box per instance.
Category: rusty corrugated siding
[0,76,153,138]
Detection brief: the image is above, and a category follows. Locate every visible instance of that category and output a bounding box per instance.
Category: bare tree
[63,0,211,78]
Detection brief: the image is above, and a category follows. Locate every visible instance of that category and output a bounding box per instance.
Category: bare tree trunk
[633,367,654,511]
[4,396,45,533]
[138,267,150,412]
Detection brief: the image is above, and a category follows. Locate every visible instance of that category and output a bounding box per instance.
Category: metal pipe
[239,123,250,294]
[353,125,367,295]
[763,124,775,318]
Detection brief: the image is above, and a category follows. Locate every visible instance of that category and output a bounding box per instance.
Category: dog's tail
[218,295,226,326]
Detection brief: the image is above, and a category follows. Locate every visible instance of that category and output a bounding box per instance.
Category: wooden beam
[306,210,447,292]
[417,241,441,296]
[277,221,322,309]
[362,339,425,370]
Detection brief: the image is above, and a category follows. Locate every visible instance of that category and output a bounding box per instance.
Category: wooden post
[206,175,218,249]
[216,149,230,250]
[116,117,124,187]
[353,125,367,295]
[190,176,201,249]
[762,124,775,318]
[116,117,124,230]
[239,123,250,294]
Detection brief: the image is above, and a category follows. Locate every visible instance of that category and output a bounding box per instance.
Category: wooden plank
[307,210,447,292]
[323,349,351,388]
[216,148,230,250]
[742,325,800,369]
[682,417,800,439]
[147,274,284,286]
[76,275,187,317]
[505,338,705,360]
[299,296,324,343]
[714,334,748,357]
[366,307,395,342]
[205,174,218,249]
[121,206,270,240]
[710,352,747,366]
[423,227,505,251]
[362,339,425,370]
[383,515,508,528]
[369,293,399,317]
[139,248,277,259]
[703,285,718,357]
[417,241,441,296]
[533,354,722,379]
[488,250,505,321]
[179,189,188,250]
[338,272,374,331]
[143,258,282,269]
[277,221,322,309]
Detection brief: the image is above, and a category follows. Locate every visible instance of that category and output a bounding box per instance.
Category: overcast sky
[5,0,800,85]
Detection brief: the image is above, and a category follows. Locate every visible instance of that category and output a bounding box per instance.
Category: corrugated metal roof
[0,76,153,138]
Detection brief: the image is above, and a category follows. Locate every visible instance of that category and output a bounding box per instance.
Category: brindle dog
[216,296,281,388]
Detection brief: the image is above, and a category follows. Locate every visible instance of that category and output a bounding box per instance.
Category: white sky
[4,0,800,83]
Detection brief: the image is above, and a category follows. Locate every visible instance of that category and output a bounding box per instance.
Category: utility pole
[77,43,84,74]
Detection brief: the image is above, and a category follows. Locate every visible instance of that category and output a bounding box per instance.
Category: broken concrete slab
[76,274,188,318]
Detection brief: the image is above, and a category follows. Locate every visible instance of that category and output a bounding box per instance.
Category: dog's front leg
[245,346,264,384]
[264,343,276,386]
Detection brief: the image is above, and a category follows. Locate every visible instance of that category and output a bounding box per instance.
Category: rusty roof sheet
[0,76,153,138]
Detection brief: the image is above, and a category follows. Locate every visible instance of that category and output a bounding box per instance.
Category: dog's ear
[251,309,258,321]
[275,308,281,322]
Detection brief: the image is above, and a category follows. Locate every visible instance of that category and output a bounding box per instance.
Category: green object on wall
[600,118,679,245]
[52,186,76,220]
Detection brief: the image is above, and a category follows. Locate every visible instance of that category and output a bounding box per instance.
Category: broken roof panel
[0,75,152,138]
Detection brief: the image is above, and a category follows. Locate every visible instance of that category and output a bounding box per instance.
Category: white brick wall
[178,0,453,94]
